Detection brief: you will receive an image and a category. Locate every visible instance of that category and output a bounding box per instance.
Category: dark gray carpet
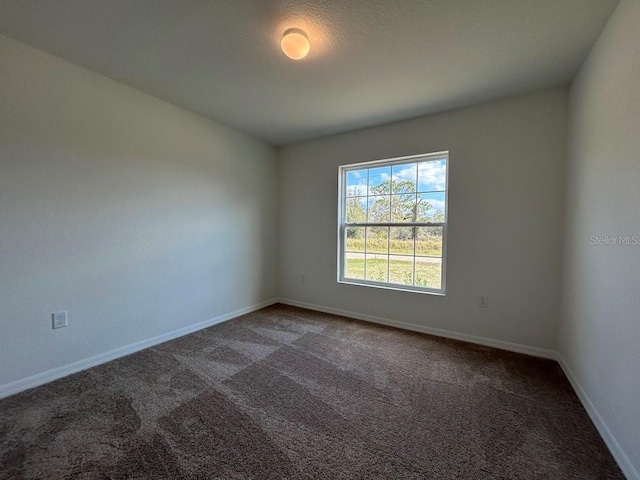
[0,304,624,479]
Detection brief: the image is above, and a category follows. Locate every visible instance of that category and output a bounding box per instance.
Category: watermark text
[589,235,639,246]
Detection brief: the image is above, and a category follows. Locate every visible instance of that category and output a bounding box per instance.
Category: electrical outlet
[478,296,489,308]
[52,311,68,329]
[300,274,306,283]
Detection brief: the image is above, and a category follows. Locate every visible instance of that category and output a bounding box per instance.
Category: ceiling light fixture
[281,28,310,60]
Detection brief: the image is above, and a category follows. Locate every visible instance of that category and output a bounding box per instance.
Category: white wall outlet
[300,273,306,283]
[478,295,489,308]
[52,311,68,329]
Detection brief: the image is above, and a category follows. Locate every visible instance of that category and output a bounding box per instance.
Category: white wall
[559,0,640,477]
[0,34,278,389]
[279,89,567,352]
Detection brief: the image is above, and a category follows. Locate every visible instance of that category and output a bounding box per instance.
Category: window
[338,152,448,294]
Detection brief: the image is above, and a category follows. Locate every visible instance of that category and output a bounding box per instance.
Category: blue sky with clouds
[346,159,447,215]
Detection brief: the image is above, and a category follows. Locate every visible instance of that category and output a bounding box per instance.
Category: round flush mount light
[281,28,310,60]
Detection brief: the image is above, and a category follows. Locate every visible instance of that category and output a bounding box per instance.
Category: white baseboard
[277,298,557,359]
[0,298,278,400]
[557,354,639,480]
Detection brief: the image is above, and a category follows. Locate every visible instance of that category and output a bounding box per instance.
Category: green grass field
[346,237,442,256]
[345,258,441,289]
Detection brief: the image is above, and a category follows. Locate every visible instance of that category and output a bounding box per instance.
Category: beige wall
[0,34,278,389]
[560,0,640,477]
[278,89,567,352]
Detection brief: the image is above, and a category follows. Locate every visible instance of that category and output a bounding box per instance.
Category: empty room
[1,1,638,478]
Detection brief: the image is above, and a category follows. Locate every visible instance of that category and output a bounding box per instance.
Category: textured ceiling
[0,0,620,145]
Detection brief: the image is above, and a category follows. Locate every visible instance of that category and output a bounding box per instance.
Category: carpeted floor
[0,304,624,479]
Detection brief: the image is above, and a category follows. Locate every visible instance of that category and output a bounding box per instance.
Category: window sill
[338,279,446,296]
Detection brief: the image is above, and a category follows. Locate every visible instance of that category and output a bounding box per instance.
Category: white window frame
[337,151,449,295]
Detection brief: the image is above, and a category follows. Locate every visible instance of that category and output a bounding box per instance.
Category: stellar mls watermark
[589,235,639,246]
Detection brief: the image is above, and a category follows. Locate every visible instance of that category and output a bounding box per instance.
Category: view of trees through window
[340,155,447,291]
